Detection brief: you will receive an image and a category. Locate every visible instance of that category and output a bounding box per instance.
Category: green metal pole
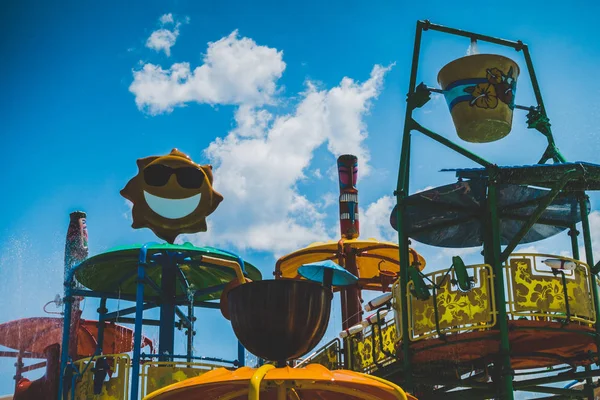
[395,20,424,392]
[579,194,600,360]
[499,170,578,262]
[487,182,515,399]
[571,208,593,399]
[421,20,524,49]
[521,45,566,163]
[411,121,493,168]
[569,224,580,260]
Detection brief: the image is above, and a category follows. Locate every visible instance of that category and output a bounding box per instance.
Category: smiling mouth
[144,191,201,219]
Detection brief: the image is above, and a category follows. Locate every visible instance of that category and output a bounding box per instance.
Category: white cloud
[159,13,174,25]
[145,14,187,57]
[359,195,397,243]
[146,28,179,57]
[133,31,286,114]
[134,29,391,256]
[198,64,389,254]
[320,192,336,209]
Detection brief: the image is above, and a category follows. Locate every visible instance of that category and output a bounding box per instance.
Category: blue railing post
[95,298,107,355]
[130,243,151,400]
[57,268,75,399]
[237,341,245,367]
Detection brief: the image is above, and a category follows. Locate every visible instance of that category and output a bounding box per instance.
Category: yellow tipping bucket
[438,54,520,143]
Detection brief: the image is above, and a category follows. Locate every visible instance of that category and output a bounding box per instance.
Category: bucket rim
[437,53,520,87]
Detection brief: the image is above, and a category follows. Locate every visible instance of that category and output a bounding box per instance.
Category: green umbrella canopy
[74,242,262,302]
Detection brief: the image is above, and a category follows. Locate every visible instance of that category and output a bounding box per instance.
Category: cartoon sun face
[120,149,224,243]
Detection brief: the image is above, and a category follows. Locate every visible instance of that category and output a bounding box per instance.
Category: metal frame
[393,20,600,399]
[57,242,249,400]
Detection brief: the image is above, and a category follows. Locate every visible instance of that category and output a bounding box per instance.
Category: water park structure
[1,20,600,400]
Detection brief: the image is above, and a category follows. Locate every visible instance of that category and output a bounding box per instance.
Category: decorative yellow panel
[142,362,218,397]
[309,340,341,370]
[507,256,595,323]
[408,265,496,341]
[72,354,130,400]
[348,320,397,373]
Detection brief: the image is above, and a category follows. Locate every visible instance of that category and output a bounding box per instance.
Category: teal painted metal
[95,298,107,355]
[579,194,600,358]
[394,20,425,392]
[130,243,152,400]
[57,268,75,400]
[487,182,515,399]
[411,120,493,167]
[499,169,579,261]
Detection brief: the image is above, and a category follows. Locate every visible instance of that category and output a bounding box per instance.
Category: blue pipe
[237,341,245,367]
[130,243,152,400]
[57,267,76,399]
[564,380,579,389]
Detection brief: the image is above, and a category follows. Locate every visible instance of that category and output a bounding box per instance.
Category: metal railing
[71,353,130,400]
[406,264,496,341]
[140,359,230,397]
[347,318,398,373]
[294,338,342,370]
[345,255,596,374]
[505,253,595,325]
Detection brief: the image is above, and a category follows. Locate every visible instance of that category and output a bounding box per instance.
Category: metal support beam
[238,341,245,367]
[71,288,159,303]
[488,182,515,399]
[95,298,107,355]
[111,317,162,326]
[187,302,194,363]
[420,20,525,49]
[103,302,158,320]
[158,254,177,361]
[580,194,600,359]
[500,170,578,262]
[130,243,151,400]
[411,120,493,168]
[393,20,427,393]
[58,268,75,400]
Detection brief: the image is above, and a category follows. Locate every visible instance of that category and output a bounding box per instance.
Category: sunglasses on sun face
[143,164,205,189]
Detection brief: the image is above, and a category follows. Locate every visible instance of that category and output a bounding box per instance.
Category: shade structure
[0,317,153,357]
[299,260,358,287]
[444,162,600,191]
[74,242,261,302]
[390,180,590,248]
[143,364,416,400]
[276,239,425,291]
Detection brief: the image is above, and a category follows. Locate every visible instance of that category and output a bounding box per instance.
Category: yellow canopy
[143,364,416,400]
[275,238,425,291]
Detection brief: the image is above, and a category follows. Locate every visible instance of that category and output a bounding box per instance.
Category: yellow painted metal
[293,382,393,400]
[140,360,224,397]
[248,364,275,400]
[276,238,425,291]
[72,353,130,400]
[505,253,595,324]
[142,364,417,400]
[406,264,496,341]
[296,339,341,370]
[438,54,520,143]
[357,372,409,400]
[348,319,397,373]
[202,255,246,283]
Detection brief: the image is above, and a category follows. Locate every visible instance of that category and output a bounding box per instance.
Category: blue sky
[1,0,600,396]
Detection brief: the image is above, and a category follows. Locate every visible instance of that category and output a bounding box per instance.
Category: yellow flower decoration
[470,83,498,109]
[486,67,504,83]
